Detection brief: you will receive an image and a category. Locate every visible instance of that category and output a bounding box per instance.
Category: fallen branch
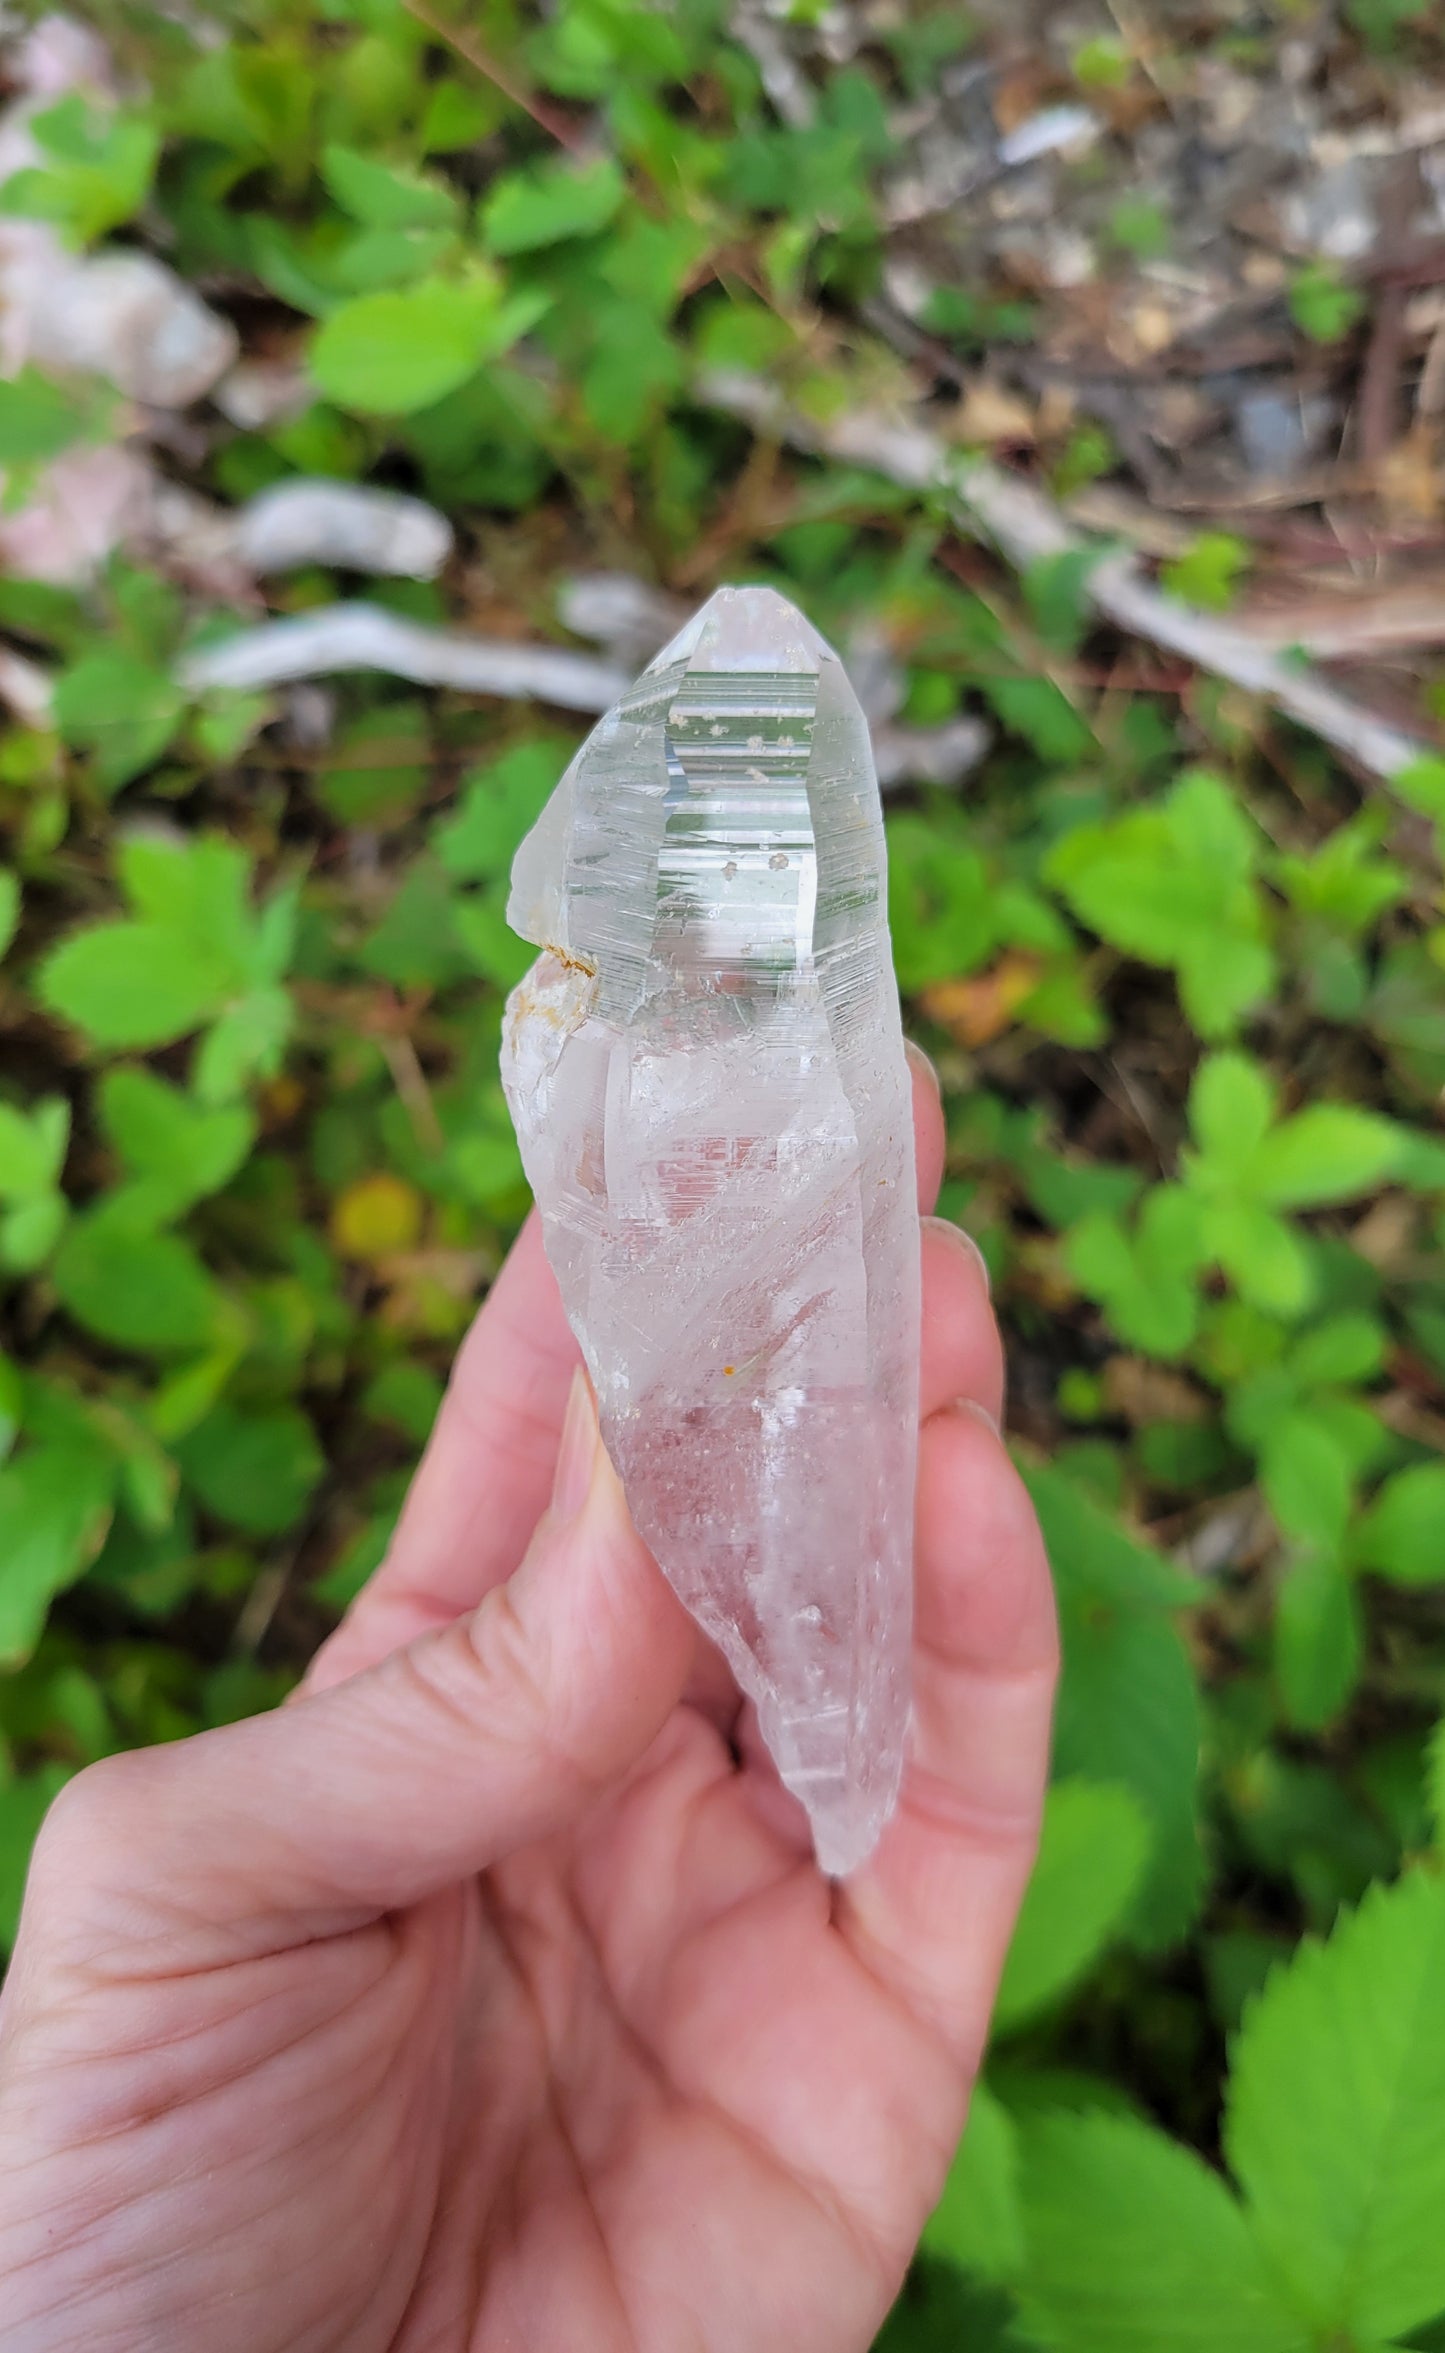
[701,370,1433,783]
[176,596,987,786]
[398,0,583,153]
[180,603,629,712]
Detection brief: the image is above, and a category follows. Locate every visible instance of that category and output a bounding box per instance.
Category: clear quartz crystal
[500,585,918,1876]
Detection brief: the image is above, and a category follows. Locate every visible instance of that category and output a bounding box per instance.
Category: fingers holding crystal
[832,1401,1058,2066]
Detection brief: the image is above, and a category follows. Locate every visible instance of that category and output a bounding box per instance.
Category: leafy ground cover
[3,4,1445,2348]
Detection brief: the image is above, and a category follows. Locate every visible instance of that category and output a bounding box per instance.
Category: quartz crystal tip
[500,584,920,1878]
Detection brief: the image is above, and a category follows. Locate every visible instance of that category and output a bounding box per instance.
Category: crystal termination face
[500,585,919,1876]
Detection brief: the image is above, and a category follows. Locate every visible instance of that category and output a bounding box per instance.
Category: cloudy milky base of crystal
[500,586,918,1876]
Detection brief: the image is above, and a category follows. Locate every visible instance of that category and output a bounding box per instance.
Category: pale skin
[0,1061,1057,2352]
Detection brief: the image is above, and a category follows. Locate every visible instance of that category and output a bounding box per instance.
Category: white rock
[0,442,152,583]
[214,358,312,432]
[22,250,238,407]
[996,103,1101,171]
[501,585,919,1877]
[231,478,453,578]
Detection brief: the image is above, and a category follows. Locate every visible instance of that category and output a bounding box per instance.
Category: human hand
[0,1061,1056,2353]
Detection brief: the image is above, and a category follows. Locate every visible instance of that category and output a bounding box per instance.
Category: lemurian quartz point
[500,585,918,1876]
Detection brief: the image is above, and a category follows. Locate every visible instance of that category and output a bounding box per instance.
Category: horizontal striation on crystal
[501,585,918,1876]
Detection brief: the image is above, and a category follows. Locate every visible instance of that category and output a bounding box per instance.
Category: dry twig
[177,598,987,785]
[180,603,630,711]
[399,0,583,152]
[700,370,1433,782]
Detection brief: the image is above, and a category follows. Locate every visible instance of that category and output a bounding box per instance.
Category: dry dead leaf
[919,954,1042,1047]
[1103,1356,1208,1426]
[957,378,1037,445]
[1378,424,1442,523]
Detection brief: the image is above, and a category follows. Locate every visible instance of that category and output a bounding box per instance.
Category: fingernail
[921,1212,992,1298]
[949,1395,1002,1442]
[904,1038,941,1102]
[552,1367,599,1521]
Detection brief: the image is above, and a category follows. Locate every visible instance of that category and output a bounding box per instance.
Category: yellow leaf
[330,1172,424,1262]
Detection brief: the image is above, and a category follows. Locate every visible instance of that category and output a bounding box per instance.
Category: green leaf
[1226,1869,1445,2342]
[319,702,431,827]
[362,1360,442,1446]
[1024,1465,1203,1946]
[1106,195,1172,262]
[177,1403,324,1536]
[1427,1719,1445,1850]
[923,2082,1024,2283]
[581,302,682,440]
[1288,1312,1386,1389]
[480,155,625,254]
[1260,1409,1355,1552]
[1189,1053,1276,1177]
[1047,771,1273,1038]
[319,143,459,231]
[0,366,88,465]
[192,986,294,1104]
[0,870,17,964]
[995,1780,1152,2031]
[0,1442,114,1665]
[0,1353,21,1462]
[983,674,1094,764]
[888,814,998,992]
[1022,549,1101,656]
[1248,1105,1405,1209]
[53,652,184,793]
[0,95,158,245]
[1276,813,1406,936]
[98,1066,254,1222]
[1016,2111,1308,2353]
[1275,1550,1363,1731]
[331,223,458,294]
[117,833,252,957]
[52,1217,224,1354]
[0,1193,68,1273]
[1201,1198,1314,1318]
[359,855,470,989]
[38,921,230,1048]
[437,739,571,881]
[1162,533,1251,613]
[0,1097,69,1201]
[1394,755,1445,824]
[0,1764,71,1950]
[876,2262,1032,2353]
[419,80,497,152]
[1353,1465,1445,1586]
[310,274,525,415]
[1289,260,1364,345]
[1065,1187,1206,1359]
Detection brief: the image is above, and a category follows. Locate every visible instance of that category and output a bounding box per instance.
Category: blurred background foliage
[3,2,1445,2348]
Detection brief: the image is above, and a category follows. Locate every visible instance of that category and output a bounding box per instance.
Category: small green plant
[1348,0,1431,52]
[1288,260,1366,344]
[1106,196,1171,261]
[1162,533,1252,613]
[1072,35,1133,88]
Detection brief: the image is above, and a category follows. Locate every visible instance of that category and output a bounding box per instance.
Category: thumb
[33,1375,694,1962]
